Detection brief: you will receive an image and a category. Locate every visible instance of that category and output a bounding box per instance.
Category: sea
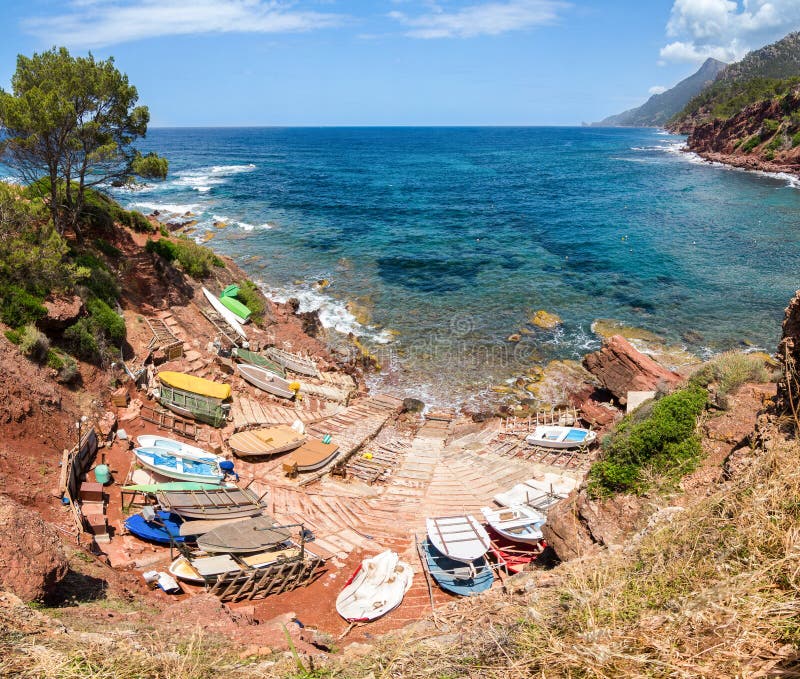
[105,126,800,407]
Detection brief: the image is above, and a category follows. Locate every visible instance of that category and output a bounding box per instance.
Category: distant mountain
[594,58,727,128]
[671,32,800,129]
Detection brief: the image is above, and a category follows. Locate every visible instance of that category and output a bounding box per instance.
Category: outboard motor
[219,459,238,481]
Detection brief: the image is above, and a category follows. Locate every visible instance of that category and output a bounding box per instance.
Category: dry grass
[336,431,800,678]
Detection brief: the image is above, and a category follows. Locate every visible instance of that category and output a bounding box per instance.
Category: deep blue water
[107,127,800,405]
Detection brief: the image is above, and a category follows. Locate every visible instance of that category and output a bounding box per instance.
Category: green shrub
[767,135,783,151]
[63,318,100,362]
[74,253,120,305]
[741,135,761,153]
[19,324,50,362]
[4,329,21,345]
[86,298,126,345]
[56,353,79,383]
[46,349,64,370]
[235,280,266,325]
[0,285,47,328]
[690,351,770,404]
[765,150,776,161]
[145,237,178,261]
[588,386,708,497]
[146,237,222,279]
[792,131,800,147]
[129,210,154,233]
[93,238,122,258]
[762,118,781,136]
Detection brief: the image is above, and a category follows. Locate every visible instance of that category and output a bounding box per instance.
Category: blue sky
[1,0,800,125]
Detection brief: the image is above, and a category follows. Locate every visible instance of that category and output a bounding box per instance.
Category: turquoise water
[111,127,800,405]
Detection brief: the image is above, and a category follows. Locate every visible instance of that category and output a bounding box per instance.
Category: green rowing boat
[231,347,286,377]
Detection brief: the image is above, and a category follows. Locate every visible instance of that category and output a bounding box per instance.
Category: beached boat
[158,371,231,401]
[336,550,413,622]
[133,446,225,485]
[156,384,230,428]
[281,437,339,474]
[493,474,579,509]
[525,425,597,449]
[123,481,220,493]
[155,486,267,520]
[136,435,217,460]
[297,380,349,404]
[219,284,251,323]
[125,510,185,545]
[202,286,248,340]
[231,347,286,377]
[426,515,491,563]
[421,538,494,597]
[265,347,320,377]
[480,504,546,545]
[196,515,290,554]
[169,554,241,584]
[228,425,306,458]
[236,363,298,399]
[485,526,545,574]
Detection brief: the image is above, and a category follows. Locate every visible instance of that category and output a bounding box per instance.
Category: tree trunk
[49,166,61,234]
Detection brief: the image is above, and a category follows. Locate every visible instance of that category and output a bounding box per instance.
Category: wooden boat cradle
[157,384,230,428]
[265,346,320,377]
[144,317,184,360]
[156,485,267,519]
[139,404,200,440]
[200,306,241,348]
[500,407,581,434]
[482,434,594,471]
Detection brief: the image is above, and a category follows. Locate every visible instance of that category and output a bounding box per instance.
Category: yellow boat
[158,371,231,401]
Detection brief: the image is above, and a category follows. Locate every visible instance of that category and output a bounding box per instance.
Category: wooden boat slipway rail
[175,522,325,603]
[56,428,100,545]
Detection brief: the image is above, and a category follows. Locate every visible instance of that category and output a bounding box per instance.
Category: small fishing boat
[281,437,339,474]
[493,474,579,509]
[219,284,251,323]
[231,347,286,377]
[202,286,248,340]
[196,515,291,554]
[421,538,494,597]
[155,486,266,520]
[136,435,217,460]
[265,347,320,377]
[486,526,546,574]
[169,554,241,584]
[156,384,230,428]
[480,504,546,545]
[525,425,597,449]
[125,510,185,545]
[133,447,226,485]
[228,425,306,458]
[336,550,413,622]
[426,515,491,563]
[236,363,298,399]
[158,371,231,401]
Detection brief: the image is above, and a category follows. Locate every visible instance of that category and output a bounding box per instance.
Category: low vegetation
[146,236,224,278]
[131,150,169,179]
[689,350,771,409]
[235,280,266,325]
[587,385,708,497]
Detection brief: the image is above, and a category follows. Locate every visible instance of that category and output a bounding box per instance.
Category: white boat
[237,363,297,399]
[426,515,490,563]
[481,505,546,545]
[133,446,225,485]
[493,474,579,509]
[265,347,320,377]
[202,286,247,340]
[136,435,216,461]
[525,425,597,449]
[336,550,413,622]
[169,554,241,584]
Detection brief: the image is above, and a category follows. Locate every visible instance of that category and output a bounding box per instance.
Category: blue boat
[124,510,186,545]
[421,538,494,596]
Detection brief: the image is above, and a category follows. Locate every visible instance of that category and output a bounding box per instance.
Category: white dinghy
[481,504,546,545]
[336,550,413,622]
[426,515,490,563]
[525,425,596,449]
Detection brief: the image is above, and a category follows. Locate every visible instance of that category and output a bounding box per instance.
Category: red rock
[0,494,68,601]
[119,399,142,423]
[96,411,117,437]
[777,289,800,414]
[40,294,84,330]
[583,335,681,403]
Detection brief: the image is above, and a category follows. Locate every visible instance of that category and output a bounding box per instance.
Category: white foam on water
[131,201,200,216]
[237,221,273,231]
[169,163,256,193]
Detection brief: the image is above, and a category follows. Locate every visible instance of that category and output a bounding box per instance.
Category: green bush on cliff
[63,318,100,362]
[145,236,223,279]
[86,298,126,345]
[741,134,761,153]
[235,280,266,325]
[761,118,781,136]
[0,285,47,328]
[74,253,121,306]
[792,131,800,147]
[19,324,50,362]
[588,385,708,497]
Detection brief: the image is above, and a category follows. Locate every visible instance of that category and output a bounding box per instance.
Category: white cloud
[23,0,344,48]
[648,85,667,95]
[661,0,800,63]
[388,0,568,39]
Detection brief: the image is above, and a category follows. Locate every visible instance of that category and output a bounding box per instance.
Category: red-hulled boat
[485,525,546,574]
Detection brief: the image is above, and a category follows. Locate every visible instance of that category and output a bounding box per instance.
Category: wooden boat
[486,526,545,574]
[202,286,247,340]
[158,371,231,401]
[231,347,285,377]
[123,481,220,493]
[426,515,491,563]
[157,384,230,428]
[169,554,241,584]
[155,486,267,520]
[228,425,306,458]
[196,515,291,554]
[281,437,339,474]
[178,516,252,537]
[336,550,413,622]
[298,380,349,404]
[493,474,579,509]
[134,447,225,485]
[136,435,217,460]
[124,510,185,545]
[240,544,302,568]
[265,347,320,377]
[421,538,494,597]
[525,425,597,449]
[219,284,251,323]
[480,505,545,545]
[236,363,297,399]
